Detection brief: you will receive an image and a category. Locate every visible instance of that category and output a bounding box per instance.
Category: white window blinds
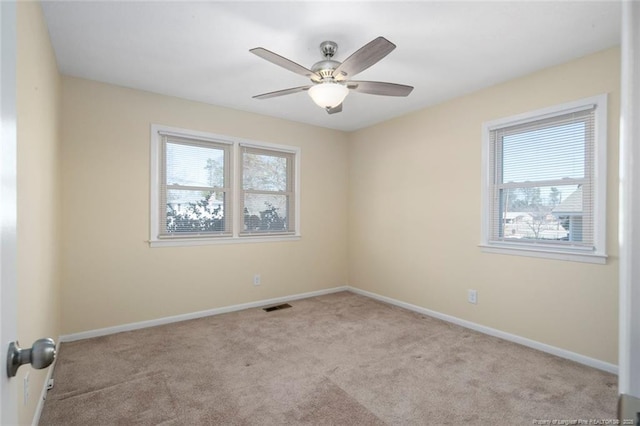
[159,134,231,237]
[488,106,596,249]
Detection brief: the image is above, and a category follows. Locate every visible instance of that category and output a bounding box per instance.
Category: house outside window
[481,95,607,264]
[150,125,300,247]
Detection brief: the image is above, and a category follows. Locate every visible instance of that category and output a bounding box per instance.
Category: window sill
[149,234,301,248]
[479,243,607,264]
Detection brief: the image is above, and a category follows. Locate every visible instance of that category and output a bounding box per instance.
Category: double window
[150,125,299,246]
[481,95,607,263]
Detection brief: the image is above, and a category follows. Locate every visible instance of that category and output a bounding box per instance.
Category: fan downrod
[312,41,340,79]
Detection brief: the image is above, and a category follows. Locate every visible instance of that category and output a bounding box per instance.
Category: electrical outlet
[468,289,478,304]
[253,274,261,286]
[23,372,29,406]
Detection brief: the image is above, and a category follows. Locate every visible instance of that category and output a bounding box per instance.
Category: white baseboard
[347,286,618,375]
[32,339,60,426]
[59,286,349,342]
[57,284,616,375]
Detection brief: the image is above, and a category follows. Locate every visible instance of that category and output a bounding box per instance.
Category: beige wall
[60,48,620,365]
[348,47,621,364]
[60,77,349,334]
[16,1,62,424]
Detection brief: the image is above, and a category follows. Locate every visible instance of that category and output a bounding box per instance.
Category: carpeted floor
[39,291,617,425]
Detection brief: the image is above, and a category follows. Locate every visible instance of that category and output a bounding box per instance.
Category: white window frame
[480,94,608,264]
[240,144,296,237]
[150,124,301,247]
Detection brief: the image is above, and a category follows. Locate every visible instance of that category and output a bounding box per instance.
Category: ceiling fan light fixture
[308,82,349,109]
[251,37,412,114]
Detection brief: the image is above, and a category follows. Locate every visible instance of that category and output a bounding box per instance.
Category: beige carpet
[39,291,617,425]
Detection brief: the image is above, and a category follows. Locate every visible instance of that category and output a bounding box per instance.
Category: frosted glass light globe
[308,82,349,108]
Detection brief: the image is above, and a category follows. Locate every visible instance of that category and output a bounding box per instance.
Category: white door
[0,1,18,424]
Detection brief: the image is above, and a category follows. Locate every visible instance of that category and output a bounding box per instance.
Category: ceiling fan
[250,37,414,114]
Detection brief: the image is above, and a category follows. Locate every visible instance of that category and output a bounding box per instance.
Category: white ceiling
[41,1,621,132]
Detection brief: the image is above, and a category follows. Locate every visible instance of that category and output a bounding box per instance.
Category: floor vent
[263,303,292,312]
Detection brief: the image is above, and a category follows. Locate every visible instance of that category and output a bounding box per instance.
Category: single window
[160,135,231,238]
[150,125,300,247]
[481,95,607,263]
[241,146,295,235]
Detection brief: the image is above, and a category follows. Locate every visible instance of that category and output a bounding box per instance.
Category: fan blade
[250,47,321,81]
[332,37,396,80]
[326,103,343,114]
[348,81,413,97]
[252,86,311,100]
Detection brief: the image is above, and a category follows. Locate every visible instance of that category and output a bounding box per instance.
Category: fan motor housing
[311,59,340,80]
